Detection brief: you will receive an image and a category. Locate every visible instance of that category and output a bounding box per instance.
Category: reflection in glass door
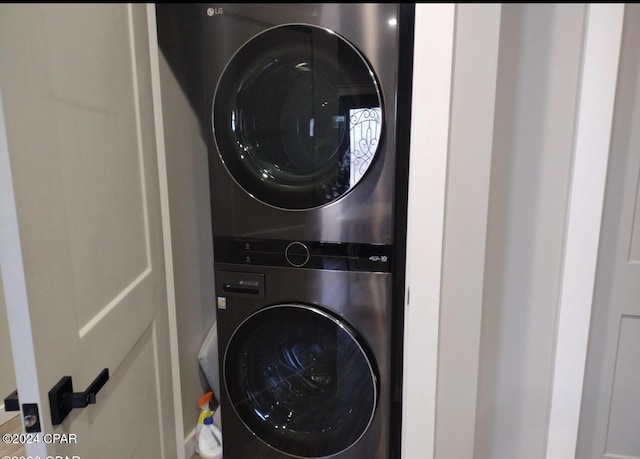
[349,107,382,187]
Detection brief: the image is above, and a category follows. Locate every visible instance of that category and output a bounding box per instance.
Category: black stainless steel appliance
[204,3,412,244]
[203,3,414,458]
[215,263,391,458]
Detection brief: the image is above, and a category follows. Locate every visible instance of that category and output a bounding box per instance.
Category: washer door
[224,304,378,458]
[212,24,383,210]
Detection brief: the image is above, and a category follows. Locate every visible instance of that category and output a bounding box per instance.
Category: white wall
[474,4,585,459]
[158,48,216,442]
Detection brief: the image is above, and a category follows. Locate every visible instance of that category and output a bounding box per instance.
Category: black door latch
[48,368,109,425]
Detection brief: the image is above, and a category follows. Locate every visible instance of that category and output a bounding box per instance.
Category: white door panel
[0,4,176,457]
[578,5,640,458]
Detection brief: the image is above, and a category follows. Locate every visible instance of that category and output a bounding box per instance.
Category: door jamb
[0,75,48,458]
[545,4,625,458]
[145,4,186,459]
[401,4,455,459]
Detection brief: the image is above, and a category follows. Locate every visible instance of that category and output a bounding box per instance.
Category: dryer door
[224,304,378,458]
[212,24,383,210]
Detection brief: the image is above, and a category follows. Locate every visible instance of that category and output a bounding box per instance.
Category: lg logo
[207,7,223,16]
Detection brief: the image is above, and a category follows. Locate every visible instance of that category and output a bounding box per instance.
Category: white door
[0,4,178,458]
[577,5,640,458]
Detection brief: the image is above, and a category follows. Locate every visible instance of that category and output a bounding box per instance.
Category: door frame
[0,67,48,458]
[0,62,47,457]
[546,4,625,459]
[403,4,626,459]
[401,3,455,459]
[146,4,186,458]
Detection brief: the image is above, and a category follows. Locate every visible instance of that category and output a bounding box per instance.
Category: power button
[285,241,310,267]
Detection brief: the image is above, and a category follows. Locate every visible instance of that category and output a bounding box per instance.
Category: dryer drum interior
[224,304,378,458]
[212,24,383,210]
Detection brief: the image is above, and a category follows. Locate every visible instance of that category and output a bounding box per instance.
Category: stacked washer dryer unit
[203,4,414,458]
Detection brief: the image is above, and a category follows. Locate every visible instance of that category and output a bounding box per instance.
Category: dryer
[203,3,412,245]
[203,3,414,458]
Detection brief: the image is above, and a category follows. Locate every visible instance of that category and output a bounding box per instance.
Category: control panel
[213,237,392,272]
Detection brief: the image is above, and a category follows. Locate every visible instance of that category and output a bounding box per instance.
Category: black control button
[285,241,310,267]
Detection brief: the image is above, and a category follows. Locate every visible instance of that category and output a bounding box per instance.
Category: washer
[215,264,392,459]
[203,3,414,458]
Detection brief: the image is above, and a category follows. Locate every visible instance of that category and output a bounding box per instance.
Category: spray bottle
[195,391,214,456]
[198,416,223,459]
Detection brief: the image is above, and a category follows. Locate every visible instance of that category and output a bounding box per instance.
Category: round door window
[212,24,383,210]
[224,304,378,457]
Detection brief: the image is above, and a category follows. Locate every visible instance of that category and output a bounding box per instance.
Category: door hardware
[48,368,109,425]
[4,390,43,432]
[22,404,41,432]
[3,389,19,411]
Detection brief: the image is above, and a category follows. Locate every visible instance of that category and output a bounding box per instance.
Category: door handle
[3,389,19,412]
[48,368,109,425]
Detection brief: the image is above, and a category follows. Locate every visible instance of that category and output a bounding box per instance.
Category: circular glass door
[212,24,383,210]
[224,304,378,457]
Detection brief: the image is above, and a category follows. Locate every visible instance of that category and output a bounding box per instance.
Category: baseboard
[185,427,197,458]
